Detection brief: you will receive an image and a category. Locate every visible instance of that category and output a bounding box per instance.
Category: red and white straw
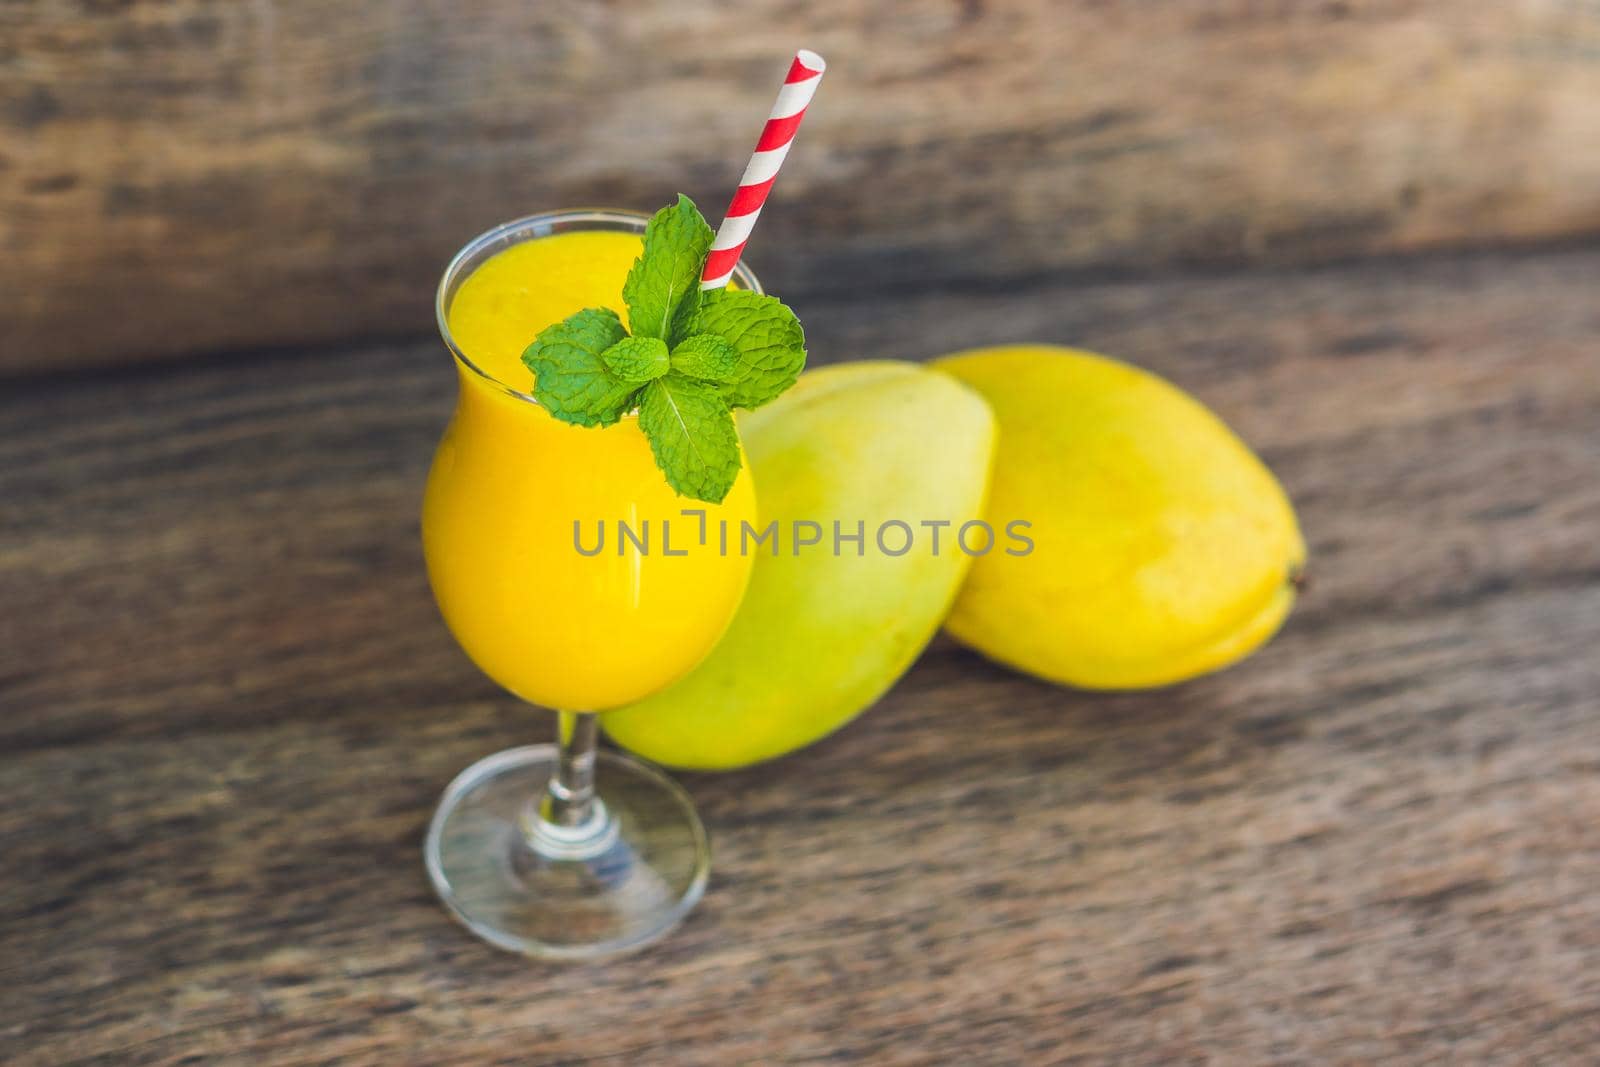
[700,49,826,290]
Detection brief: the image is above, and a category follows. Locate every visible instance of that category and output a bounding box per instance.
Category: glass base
[424,744,710,960]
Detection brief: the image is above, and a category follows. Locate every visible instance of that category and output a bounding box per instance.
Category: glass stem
[527,710,614,860]
[544,710,598,828]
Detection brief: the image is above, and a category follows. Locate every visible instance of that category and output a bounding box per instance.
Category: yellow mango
[934,345,1305,689]
[602,361,996,768]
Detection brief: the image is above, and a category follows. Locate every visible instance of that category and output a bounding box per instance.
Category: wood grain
[3,246,1600,1064]
[4,1,1600,374]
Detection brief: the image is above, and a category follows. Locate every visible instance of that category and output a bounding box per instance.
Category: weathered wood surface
[5,1,1600,374]
[4,245,1600,1064]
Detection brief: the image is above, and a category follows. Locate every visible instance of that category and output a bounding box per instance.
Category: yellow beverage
[423,222,757,711]
[442,231,645,387]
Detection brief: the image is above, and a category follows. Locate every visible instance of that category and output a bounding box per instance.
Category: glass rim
[435,207,765,406]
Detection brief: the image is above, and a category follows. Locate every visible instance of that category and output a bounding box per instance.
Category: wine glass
[422,210,759,958]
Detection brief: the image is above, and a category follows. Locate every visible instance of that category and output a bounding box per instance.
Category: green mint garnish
[638,375,742,503]
[521,195,808,503]
[682,288,806,410]
[601,336,670,382]
[519,308,635,427]
[669,334,741,383]
[621,193,714,342]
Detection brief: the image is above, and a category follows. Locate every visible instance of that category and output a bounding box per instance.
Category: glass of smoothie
[423,209,759,959]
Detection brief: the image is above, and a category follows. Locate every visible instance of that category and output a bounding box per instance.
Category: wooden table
[4,247,1598,1065]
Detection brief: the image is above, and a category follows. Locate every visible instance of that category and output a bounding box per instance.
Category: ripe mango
[602,361,996,769]
[934,345,1304,689]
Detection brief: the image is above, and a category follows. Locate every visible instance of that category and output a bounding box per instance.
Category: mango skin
[934,345,1305,690]
[602,361,996,769]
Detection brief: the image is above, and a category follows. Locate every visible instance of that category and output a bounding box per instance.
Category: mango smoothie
[421,54,824,960]
[423,227,757,711]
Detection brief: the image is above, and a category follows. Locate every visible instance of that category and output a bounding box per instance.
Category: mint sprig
[622,194,714,343]
[602,336,670,382]
[521,195,808,503]
[519,308,634,427]
[638,375,742,504]
[683,289,807,410]
[670,334,740,382]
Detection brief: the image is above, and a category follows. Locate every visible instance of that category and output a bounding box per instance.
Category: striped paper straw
[700,49,826,290]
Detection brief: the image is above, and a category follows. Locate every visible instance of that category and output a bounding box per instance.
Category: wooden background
[4,0,1600,374]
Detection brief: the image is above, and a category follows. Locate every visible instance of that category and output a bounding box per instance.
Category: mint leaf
[622,194,714,343]
[683,289,806,410]
[638,374,742,504]
[521,308,638,427]
[670,334,740,383]
[602,335,669,382]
